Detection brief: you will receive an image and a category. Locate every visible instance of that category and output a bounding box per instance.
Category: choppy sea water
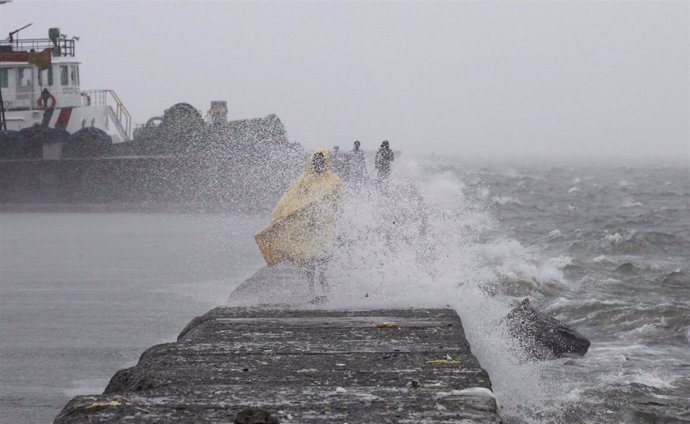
[447,162,690,424]
[0,159,688,423]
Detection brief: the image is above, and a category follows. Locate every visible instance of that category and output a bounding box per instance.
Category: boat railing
[81,89,132,140]
[0,38,76,57]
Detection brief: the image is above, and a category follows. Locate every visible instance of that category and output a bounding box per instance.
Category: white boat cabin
[0,28,131,142]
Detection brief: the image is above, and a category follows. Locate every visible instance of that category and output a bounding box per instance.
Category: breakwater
[0,154,297,212]
[0,112,305,212]
[54,306,501,423]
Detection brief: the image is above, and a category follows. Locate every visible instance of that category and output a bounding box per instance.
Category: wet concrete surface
[55,307,501,423]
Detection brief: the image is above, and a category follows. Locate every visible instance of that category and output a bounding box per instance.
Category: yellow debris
[375,322,399,329]
[426,359,461,365]
[84,400,122,410]
[426,354,461,365]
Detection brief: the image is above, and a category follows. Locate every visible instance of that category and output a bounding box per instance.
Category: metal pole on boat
[0,86,6,131]
[0,1,18,130]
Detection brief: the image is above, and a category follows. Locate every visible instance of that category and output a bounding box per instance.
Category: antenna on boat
[8,22,32,43]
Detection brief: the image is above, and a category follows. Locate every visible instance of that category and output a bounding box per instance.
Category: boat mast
[0,87,5,131]
[0,2,26,130]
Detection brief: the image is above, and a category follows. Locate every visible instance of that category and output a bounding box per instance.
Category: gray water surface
[0,213,266,424]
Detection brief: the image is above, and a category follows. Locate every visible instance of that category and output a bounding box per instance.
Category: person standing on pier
[330,145,347,177]
[375,140,395,179]
[347,140,368,187]
[254,148,344,294]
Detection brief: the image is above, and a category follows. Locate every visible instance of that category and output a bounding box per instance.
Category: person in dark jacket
[374,140,394,179]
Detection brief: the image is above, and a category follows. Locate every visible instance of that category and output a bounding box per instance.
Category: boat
[0,25,132,144]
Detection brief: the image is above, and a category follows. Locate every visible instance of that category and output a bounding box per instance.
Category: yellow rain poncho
[255,148,343,266]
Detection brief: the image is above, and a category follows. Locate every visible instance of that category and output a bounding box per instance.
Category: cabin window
[39,67,53,86]
[70,66,78,85]
[0,68,8,88]
[18,68,32,87]
[60,65,69,86]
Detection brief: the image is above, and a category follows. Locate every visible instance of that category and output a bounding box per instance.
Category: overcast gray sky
[2,1,688,161]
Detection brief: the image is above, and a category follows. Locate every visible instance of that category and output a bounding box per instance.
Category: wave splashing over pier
[324,157,690,423]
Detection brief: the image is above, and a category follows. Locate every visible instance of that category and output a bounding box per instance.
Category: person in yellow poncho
[254,148,344,292]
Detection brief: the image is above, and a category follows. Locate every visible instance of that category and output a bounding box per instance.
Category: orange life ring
[81,92,91,106]
[37,94,57,110]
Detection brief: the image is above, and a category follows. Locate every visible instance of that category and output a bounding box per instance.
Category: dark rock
[504,298,590,360]
[615,262,641,274]
[1,110,304,212]
[103,367,135,394]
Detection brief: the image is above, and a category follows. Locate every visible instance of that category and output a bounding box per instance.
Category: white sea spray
[323,157,585,421]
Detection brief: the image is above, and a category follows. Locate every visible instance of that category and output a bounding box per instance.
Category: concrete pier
[55,306,501,423]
